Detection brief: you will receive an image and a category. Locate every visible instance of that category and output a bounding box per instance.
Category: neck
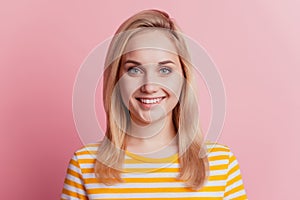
[125,112,178,154]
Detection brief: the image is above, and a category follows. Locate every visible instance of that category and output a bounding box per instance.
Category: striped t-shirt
[61,142,247,199]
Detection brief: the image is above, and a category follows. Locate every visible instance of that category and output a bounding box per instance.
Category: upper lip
[135,96,165,99]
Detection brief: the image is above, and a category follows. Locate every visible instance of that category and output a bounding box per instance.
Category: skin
[118,30,184,156]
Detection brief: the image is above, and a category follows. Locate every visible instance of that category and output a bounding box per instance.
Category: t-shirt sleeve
[223,151,248,200]
[61,154,88,200]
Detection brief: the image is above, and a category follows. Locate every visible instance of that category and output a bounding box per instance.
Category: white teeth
[139,98,162,104]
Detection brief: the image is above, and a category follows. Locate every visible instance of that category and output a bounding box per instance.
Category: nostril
[140,84,159,93]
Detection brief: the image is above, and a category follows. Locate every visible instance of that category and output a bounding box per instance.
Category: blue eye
[159,67,172,74]
[127,67,142,75]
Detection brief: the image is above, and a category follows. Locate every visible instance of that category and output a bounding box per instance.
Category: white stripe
[76,143,230,153]
[81,169,226,177]
[78,158,229,167]
[81,173,226,187]
[82,172,178,179]
[81,169,227,178]
[207,151,230,157]
[123,163,179,169]
[77,154,96,159]
[76,146,98,153]
[61,193,79,200]
[82,172,179,179]
[85,180,226,189]
[66,174,83,185]
[224,189,246,199]
[209,169,228,176]
[63,183,86,196]
[77,152,231,161]
[82,173,96,179]
[209,159,229,166]
[122,172,179,178]
[68,163,82,174]
[206,144,229,149]
[86,182,187,189]
[79,163,95,168]
[89,191,224,199]
[228,159,238,169]
[77,159,228,168]
[83,174,228,186]
[225,179,243,192]
[227,169,241,181]
[206,180,227,186]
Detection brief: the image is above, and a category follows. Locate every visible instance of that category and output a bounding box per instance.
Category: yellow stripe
[208,155,229,161]
[85,177,180,184]
[79,158,228,167]
[228,164,239,175]
[84,175,228,184]
[122,167,180,173]
[64,179,85,190]
[76,150,97,155]
[62,188,87,199]
[125,158,178,164]
[224,184,245,197]
[78,164,227,171]
[77,158,95,163]
[125,150,178,163]
[231,194,247,200]
[82,168,94,173]
[81,167,192,174]
[207,147,230,153]
[87,186,225,194]
[208,175,227,181]
[67,168,81,179]
[210,164,227,170]
[69,159,79,166]
[78,157,228,171]
[123,177,180,183]
[229,154,236,163]
[228,174,242,186]
[93,198,223,200]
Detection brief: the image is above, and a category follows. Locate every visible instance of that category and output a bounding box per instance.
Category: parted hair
[94,9,209,190]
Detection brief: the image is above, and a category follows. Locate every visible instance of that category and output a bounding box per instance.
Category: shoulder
[205,142,232,154]
[204,142,242,170]
[71,141,101,161]
[75,142,100,153]
[204,142,236,162]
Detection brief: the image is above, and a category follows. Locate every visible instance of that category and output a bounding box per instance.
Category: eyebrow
[123,60,175,65]
[123,60,141,65]
[158,60,175,65]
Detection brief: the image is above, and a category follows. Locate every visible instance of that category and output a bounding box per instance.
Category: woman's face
[118,30,184,125]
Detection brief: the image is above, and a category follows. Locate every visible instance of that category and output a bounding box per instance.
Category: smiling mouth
[136,97,165,104]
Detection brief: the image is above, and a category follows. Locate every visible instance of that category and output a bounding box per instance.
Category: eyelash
[159,67,172,74]
[127,67,143,75]
[126,66,173,75]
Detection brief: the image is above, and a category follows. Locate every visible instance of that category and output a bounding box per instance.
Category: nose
[140,71,159,93]
[140,83,159,93]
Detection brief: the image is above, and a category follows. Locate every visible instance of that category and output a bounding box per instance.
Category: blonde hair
[95,9,209,190]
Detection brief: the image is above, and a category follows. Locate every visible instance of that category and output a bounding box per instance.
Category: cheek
[163,75,184,100]
[118,77,140,107]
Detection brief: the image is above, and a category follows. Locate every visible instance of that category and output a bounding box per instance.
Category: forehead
[123,30,179,63]
[122,49,180,65]
[124,29,178,55]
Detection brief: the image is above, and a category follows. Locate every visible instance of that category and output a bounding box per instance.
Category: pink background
[1,0,299,199]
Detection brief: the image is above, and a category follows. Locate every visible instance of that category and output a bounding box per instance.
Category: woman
[61,9,247,199]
